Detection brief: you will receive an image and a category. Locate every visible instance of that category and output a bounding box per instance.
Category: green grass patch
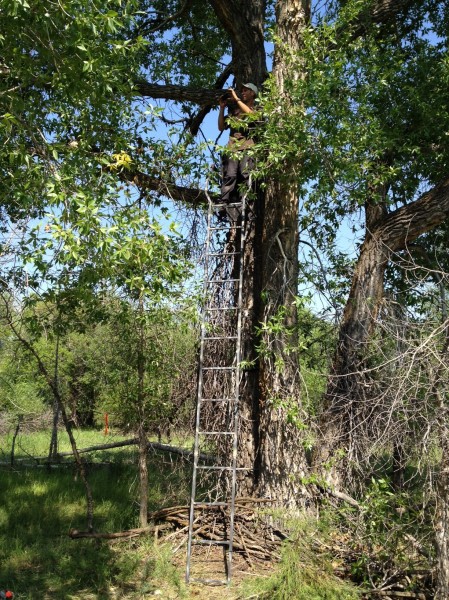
[0,429,191,598]
[1,429,365,599]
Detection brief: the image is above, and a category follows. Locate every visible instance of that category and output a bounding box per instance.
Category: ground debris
[311,533,433,600]
[151,498,285,564]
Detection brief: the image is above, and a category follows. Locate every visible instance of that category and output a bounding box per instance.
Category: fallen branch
[317,484,361,508]
[13,437,213,464]
[69,523,170,540]
[363,591,427,599]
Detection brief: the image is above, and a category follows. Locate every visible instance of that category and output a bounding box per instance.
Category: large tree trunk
[315,178,449,488]
[255,177,308,503]
[314,215,390,487]
[233,0,311,504]
[208,0,268,87]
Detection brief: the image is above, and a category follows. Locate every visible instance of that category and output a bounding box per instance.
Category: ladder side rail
[226,181,249,581]
[186,197,216,582]
[187,172,250,584]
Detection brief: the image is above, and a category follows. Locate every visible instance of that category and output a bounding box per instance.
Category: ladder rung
[193,540,230,546]
[189,577,229,585]
[206,278,239,283]
[209,225,242,231]
[201,398,233,402]
[204,306,239,312]
[203,336,238,340]
[193,501,229,507]
[197,466,234,471]
[211,202,243,208]
[204,307,238,311]
[202,366,236,371]
[208,252,240,257]
[198,431,233,435]
[197,466,248,471]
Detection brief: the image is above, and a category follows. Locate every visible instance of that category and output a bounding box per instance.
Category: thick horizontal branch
[135,81,223,106]
[369,0,420,26]
[10,437,214,464]
[340,0,423,38]
[69,523,169,540]
[325,0,425,56]
[377,176,449,251]
[119,169,218,207]
[57,438,136,456]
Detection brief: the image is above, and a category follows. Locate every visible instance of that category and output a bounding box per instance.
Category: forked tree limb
[375,177,449,251]
[135,0,424,109]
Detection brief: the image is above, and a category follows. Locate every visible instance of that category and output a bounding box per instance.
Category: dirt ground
[174,546,274,600]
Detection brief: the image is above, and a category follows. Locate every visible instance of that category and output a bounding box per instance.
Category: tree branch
[376,177,449,251]
[55,437,213,461]
[119,169,219,207]
[186,62,234,135]
[364,0,421,28]
[69,523,169,539]
[135,81,223,106]
[339,0,424,38]
[135,0,194,35]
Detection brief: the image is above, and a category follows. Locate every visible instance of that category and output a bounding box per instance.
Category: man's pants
[221,153,255,204]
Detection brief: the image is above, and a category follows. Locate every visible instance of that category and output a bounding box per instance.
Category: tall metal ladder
[186,196,246,585]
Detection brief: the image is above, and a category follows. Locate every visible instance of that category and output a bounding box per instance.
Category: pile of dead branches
[69,497,286,565]
[311,535,433,600]
[152,498,286,564]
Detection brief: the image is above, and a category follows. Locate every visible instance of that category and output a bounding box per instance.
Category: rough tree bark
[315,177,449,487]
[203,0,311,505]
[249,0,310,504]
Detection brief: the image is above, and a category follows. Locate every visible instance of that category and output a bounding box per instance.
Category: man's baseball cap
[242,83,258,96]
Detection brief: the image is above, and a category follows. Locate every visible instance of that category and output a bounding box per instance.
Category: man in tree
[218,83,258,210]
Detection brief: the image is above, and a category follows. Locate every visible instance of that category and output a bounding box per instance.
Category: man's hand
[228,88,239,102]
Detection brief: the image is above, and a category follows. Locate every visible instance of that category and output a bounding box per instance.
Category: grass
[0,428,192,599]
[0,429,363,599]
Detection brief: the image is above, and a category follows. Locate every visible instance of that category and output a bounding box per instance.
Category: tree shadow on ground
[0,452,191,599]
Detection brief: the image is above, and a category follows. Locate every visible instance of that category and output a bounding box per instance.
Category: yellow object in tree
[110,152,133,170]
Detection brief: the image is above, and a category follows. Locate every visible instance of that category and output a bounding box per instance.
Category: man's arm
[228,88,253,114]
[218,98,227,131]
